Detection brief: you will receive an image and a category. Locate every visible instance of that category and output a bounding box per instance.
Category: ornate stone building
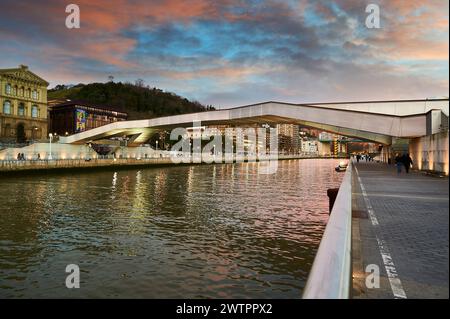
[0,65,49,143]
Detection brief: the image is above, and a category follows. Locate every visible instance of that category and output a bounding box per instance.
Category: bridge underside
[62,116,393,146]
[59,100,449,146]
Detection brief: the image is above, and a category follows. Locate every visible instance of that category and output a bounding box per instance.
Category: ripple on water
[0,159,344,298]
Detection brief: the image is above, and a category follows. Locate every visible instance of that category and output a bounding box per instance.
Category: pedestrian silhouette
[395,153,403,174]
[402,153,413,174]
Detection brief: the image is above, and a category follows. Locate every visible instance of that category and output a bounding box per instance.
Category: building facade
[0,65,49,143]
[277,124,300,154]
[301,140,318,154]
[49,100,128,136]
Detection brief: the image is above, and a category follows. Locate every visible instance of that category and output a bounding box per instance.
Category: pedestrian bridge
[59,99,449,146]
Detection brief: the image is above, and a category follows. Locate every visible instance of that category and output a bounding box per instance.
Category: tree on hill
[48,81,215,120]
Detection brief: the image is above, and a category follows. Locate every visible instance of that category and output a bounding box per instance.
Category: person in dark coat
[402,153,413,173]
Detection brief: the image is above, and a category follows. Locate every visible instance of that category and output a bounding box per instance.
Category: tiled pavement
[352,161,449,299]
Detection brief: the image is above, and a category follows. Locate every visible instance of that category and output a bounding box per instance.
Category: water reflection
[0,159,343,298]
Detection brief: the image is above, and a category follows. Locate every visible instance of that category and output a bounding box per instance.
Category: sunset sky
[0,0,448,108]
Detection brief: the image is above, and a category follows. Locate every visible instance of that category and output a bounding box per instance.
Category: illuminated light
[429,151,434,171]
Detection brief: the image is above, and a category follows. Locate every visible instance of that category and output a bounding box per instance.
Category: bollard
[327,188,339,214]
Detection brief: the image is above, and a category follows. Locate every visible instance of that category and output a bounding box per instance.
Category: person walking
[402,153,413,173]
[395,153,403,174]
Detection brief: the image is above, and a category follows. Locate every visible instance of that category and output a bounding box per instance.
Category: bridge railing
[302,161,352,299]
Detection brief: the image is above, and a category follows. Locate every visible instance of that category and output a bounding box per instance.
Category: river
[0,159,344,298]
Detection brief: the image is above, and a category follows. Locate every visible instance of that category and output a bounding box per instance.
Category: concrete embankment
[0,155,347,176]
[0,158,175,176]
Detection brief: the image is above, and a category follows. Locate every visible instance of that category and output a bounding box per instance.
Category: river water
[0,159,344,298]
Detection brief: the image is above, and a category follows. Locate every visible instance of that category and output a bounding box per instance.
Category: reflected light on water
[0,159,343,298]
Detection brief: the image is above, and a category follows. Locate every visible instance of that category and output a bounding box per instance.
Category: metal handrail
[303,161,352,299]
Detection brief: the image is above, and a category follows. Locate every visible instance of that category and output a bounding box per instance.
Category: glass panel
[18,104,25,116]
[32,105,39,118]
[3,101,11,114]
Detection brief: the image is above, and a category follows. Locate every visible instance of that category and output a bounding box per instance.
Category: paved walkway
[352,161,449,299]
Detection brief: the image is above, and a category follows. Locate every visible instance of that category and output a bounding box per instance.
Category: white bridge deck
[59,99,449,146]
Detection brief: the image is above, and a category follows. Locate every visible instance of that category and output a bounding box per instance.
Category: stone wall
[0,157,174,172]
[0,142,160,161]
[409,131,449,175]
[0,115,47,142]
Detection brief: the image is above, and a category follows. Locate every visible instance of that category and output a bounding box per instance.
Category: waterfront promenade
[352,161,449,298]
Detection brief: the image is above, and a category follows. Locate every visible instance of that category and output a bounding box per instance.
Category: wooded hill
[48,81,215,120]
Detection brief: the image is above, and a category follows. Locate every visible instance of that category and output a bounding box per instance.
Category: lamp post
[88,142,92,160]
[48,133,53,160]
[156,140,158,151]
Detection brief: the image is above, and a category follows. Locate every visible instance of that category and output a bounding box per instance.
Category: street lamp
[156,140,158,151]
[48,133,53,160]
[87,142,92,160]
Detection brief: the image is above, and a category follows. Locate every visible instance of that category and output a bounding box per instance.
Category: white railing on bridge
[303,161,352,299]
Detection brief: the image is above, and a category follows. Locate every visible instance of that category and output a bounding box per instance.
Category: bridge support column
[318,141,331,156]
[379,145,391,164]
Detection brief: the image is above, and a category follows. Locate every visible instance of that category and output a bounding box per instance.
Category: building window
[19,87,24,97]
[5,83,11,95]
[26,88,31,98]
[18,103,25,116]
[31,105,39,118]
[3,101,11,114]
[32,90,38,100]
[13,86,17,95]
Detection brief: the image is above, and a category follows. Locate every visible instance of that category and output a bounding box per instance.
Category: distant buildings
[49,100,128,136]
[0,65,49,143]
[318,132,347,155]
[277,124,300,154]
[301,140,318,154]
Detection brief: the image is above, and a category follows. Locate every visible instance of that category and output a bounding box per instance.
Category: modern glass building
[49,100,128,136]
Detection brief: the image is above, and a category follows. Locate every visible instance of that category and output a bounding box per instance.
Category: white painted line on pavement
[355,166,379,226]
[354,164,407,299]
[376,236,407,299]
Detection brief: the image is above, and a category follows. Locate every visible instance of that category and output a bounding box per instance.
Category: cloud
[0,0,447,107]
